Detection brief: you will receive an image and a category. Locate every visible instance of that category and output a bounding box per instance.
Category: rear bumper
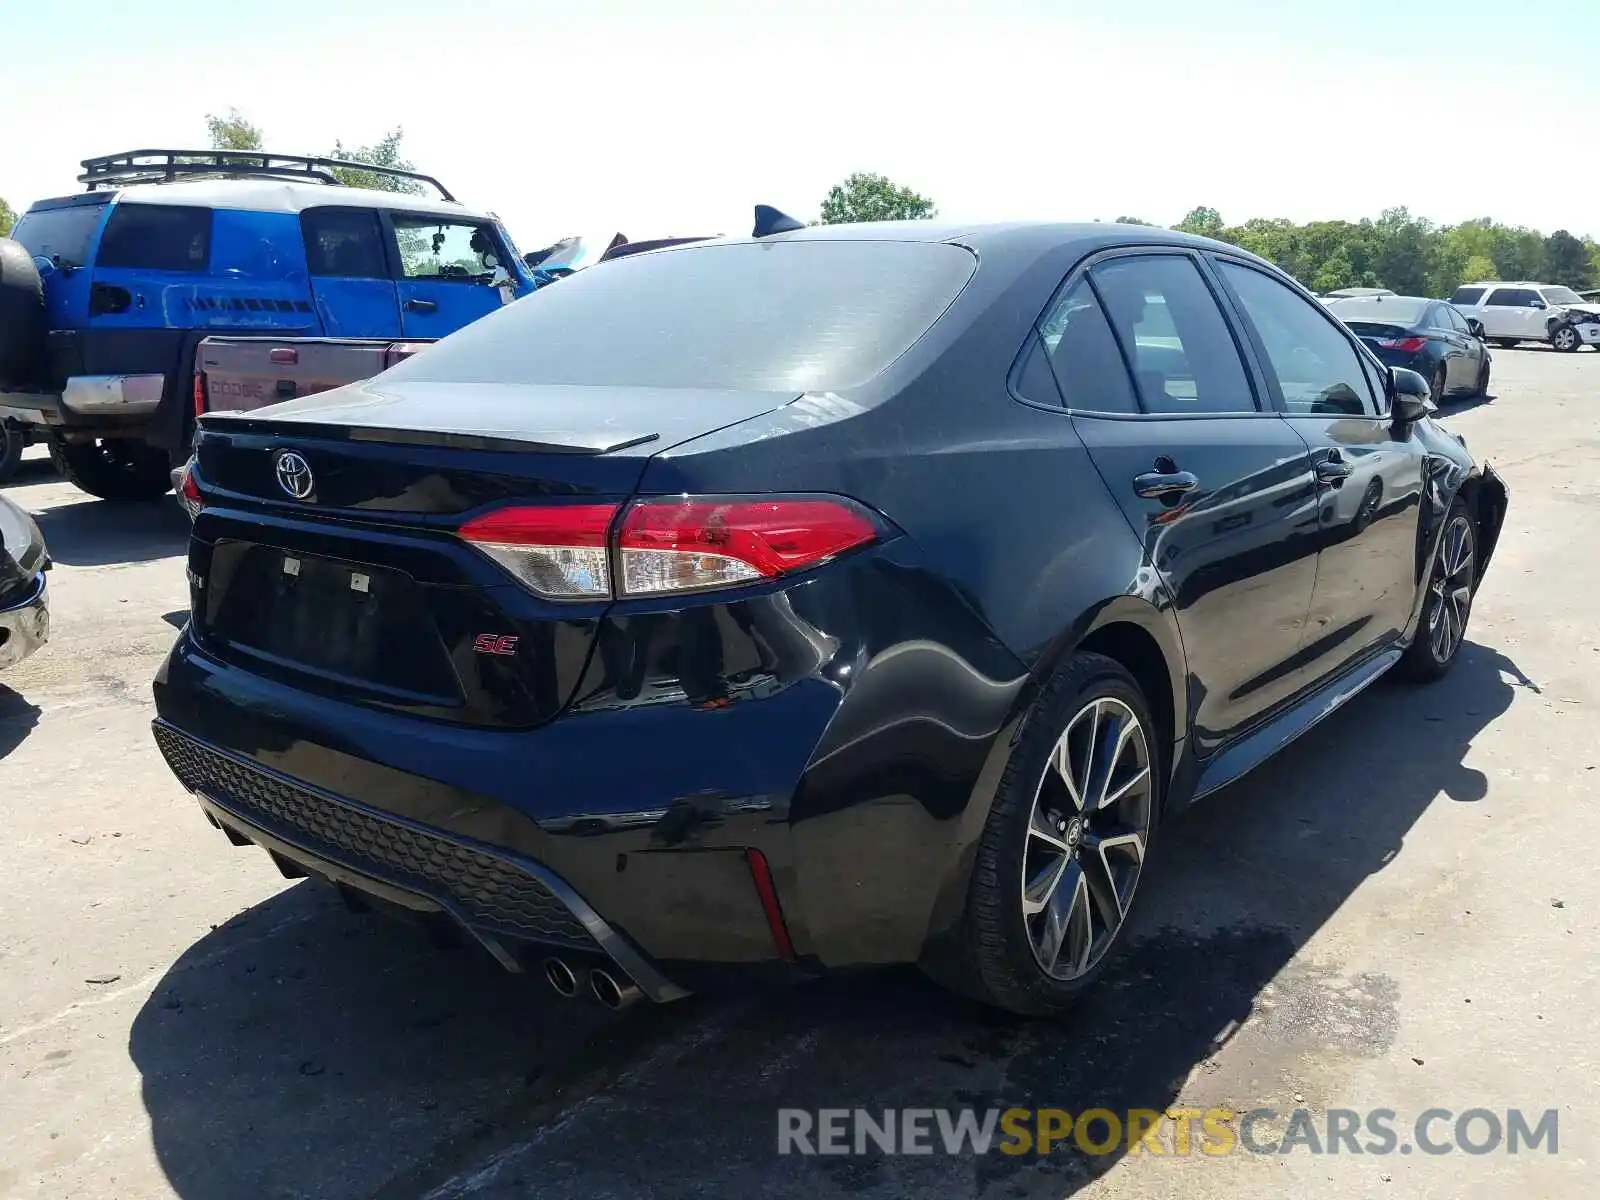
[152,539,1028,982]
[154,720,689,1001]
[0,573,49,670]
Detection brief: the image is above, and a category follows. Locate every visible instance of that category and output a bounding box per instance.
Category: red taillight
[1377,336,1427,353]
[617,497,879,596]
[458,503,618,598]
[176,460,203,519]
[456,496,881,601]
[192,371,207,417]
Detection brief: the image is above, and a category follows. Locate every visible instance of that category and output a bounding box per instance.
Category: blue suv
[0,150,541,498]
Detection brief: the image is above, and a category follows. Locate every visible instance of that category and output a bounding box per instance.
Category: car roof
[646,219,1260,262]
[89,179,482,218]
[1463,281,1562,289]
[1327,294,1434,304]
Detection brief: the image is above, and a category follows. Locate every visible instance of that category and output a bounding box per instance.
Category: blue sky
[5,0,1597,249]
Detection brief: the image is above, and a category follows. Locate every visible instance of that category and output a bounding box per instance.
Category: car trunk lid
[188,380,798,727]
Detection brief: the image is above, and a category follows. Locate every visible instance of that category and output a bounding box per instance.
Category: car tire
[1550,325,1581,353]
[0,423,25,485]
[1394,499,1477,683]
[1429,365,1446,405]
[944,652,1161,1017]
[0,239,47,389]
[1493,338,1518,349]
[1472,356,1491,399]
[49,437,174,501]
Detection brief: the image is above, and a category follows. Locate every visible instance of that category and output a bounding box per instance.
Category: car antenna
[753,205,806,237]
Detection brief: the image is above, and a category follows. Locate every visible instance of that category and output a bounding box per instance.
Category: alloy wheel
[1021,696,1153,981]
[1552,326,1580,352]
[1427,513,1474,662]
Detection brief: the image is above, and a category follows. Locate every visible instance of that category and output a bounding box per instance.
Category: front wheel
[942,652,1159,1016]
[49,437,173,501]
[1395,500,1477,682]
[1551,324,1582,353]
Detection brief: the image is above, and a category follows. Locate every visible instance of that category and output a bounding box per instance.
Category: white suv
[1449,282,1600,351]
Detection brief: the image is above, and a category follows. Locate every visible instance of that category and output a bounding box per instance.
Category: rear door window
[1449,286,1487,306]
[96,203,213,271]
[1485,287,1539,307]
[1087,255,1258,414]
[1034,278,1138,413]
[302,208,390,278]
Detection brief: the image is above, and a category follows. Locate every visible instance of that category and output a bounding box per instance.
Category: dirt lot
[3,348,1597,1200]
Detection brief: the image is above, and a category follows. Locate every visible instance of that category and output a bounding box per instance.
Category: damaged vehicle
[152,214,1508,1017]
[0,494,50,671]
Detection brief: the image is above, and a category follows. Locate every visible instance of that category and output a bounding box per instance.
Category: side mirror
[1467,318,1485,338]
[1530,299,1547,310]
[1388,367,1435,423]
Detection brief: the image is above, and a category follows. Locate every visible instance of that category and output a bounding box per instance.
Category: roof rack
[77,149,456,202]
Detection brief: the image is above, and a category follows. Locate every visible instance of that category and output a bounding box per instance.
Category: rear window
[384,240,978,392]
[97,203,213,272]
[11,202,107,268]
[1449,287,1486,306]
[1325,297,1429,324]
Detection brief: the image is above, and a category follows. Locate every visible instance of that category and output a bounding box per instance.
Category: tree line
[1142,206,1600,296]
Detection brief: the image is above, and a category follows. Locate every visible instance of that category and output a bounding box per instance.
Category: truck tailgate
[198,337,428,415]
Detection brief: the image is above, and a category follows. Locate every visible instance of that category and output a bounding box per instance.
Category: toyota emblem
[274,450,314,500]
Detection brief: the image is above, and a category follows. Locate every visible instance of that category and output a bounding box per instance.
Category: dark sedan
[1325,294,1491,403]
[153,217,1508,1017]
[0,493,50,670]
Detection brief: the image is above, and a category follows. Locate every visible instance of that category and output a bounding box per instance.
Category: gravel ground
[2,346,1597,1199]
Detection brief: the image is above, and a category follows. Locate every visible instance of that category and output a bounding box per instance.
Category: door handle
[1133,469,1200,500]
[404,298,438,314]
[1315,455,1353,482]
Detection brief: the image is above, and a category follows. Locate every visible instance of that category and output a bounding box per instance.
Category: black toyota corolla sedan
[1324,294,1492,403]
[153,217,1508,1016]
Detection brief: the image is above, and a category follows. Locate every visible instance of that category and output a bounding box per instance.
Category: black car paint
[1333,298,1490,397]
[153,222,1508,993]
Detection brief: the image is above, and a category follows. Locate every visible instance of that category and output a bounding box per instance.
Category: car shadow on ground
[128,641,1532,1200]
[0,685,42,761]
[29,496,190,567]
[1437,390,1498,417]
[0,453,59,490]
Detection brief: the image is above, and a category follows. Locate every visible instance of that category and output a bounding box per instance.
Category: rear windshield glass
[97,203,213,272]
[1325,297,1429,324]
[384,240,978,392]
[1449,287,1486,306]
[11,203,107,268]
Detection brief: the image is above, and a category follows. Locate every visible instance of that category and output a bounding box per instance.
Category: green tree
[1544,230,1596,290]
[0,197,15,238]
[325,128,424,195]
[1370,207,1434,296]
[1173,206,1225,238]
[1461,254,1498,285]
[1113,215,1153,226]
[819,172,936,224]
[206,108,264,151]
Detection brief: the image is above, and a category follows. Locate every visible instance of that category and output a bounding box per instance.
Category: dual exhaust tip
[543,957,642,1010]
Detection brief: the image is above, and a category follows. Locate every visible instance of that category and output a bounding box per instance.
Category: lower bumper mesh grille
[153,723,595,948]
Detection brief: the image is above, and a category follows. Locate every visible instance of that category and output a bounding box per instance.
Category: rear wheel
[943,652,1159,1016]
[1551,324,1581,353]
[1429,365,1446,405]
[0,424,24,484]
[1395,499,1476,683]
[1493,338,1518,349]
[1472,355,1491,398]
[49,437,173,501]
